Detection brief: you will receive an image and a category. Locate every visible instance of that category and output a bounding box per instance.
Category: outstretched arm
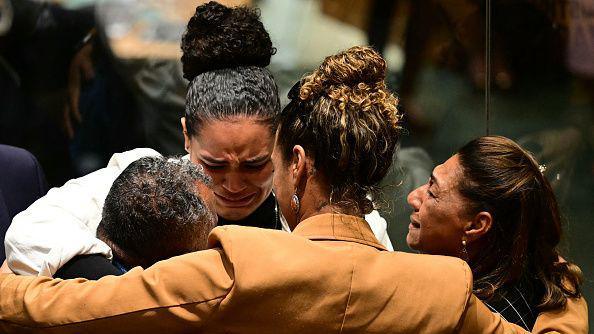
[458,293,529,333]
[0,262,584,334]
[0,249,231,334]
[458,293,588,333]
[532,296,589,334]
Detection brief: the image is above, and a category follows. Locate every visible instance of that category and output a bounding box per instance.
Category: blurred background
[1,0,592,320]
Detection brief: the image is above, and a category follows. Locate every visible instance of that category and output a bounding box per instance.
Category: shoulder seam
[339,244,355,333]
[455,259,473,331]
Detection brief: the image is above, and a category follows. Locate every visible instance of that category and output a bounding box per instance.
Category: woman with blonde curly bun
[273,45,403,229]
[0,47,584,333]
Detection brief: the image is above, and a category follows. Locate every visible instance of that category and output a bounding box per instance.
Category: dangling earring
[461,239,469,262]
[290,193,300,214]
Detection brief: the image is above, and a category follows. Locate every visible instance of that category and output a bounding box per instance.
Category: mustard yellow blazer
[0,213,588,333]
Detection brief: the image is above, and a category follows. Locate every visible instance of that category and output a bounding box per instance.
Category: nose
[222,171,247,193]
[407,185,424,212]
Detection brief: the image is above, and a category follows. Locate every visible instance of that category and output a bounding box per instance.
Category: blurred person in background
[0,0,94,185]
[63,0,251,176]
[0,144,48,263]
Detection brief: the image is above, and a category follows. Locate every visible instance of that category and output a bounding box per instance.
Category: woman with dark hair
[179,2,280,227]
[4,2,392,279]
[406,135,586,330]
[0,46,584,334]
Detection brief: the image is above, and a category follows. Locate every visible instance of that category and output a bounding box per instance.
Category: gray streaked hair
[184,66,281,136]
[98,156,216,268]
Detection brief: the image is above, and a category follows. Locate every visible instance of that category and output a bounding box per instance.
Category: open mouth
[409,216,421,229]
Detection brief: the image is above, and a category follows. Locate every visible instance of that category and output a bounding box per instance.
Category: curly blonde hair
[278,46,403,214]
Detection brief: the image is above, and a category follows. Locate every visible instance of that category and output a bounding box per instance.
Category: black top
[54,193,281,279]
[218,193,280,229]
[55,254,123,280]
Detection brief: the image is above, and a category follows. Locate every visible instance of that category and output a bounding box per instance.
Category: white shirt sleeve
[4,148,161,277]
[364,210,394,251]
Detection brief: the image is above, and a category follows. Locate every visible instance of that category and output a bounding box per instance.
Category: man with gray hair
[59,156,217,278]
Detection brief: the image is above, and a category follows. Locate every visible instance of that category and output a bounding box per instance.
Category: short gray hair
[98,156,216,267]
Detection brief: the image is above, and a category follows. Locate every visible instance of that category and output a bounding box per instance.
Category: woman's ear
[181,117,191,154]
[464,211,492,242]
[291,145,307,192]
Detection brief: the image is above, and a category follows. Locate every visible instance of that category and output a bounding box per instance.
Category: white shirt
[5,148,393,277]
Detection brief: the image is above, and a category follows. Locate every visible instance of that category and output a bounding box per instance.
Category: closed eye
[200,160,226,171]
[427,178,437,198]
[242,160,270,171]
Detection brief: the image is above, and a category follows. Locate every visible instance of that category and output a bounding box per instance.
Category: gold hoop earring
[461,239,469,262]
[290,193,300,214]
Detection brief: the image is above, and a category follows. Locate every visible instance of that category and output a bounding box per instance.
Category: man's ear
[464,211,492,242]
[181,117,191,154]
[291,145,307,193]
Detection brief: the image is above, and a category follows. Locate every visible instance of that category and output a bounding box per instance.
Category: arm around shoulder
[457,294,530,333]
[532,296,588,334]
[0,248,232,334]
[4,148,161,277]
[457,286,588,333]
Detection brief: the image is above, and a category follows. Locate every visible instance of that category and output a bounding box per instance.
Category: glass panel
[489,0,593,320]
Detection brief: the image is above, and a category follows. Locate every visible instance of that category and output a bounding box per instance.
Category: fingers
[63,104,75,139]
[68,82,82,124]
[64,69,80,138]
[0,260,13,274]
[67,53,82,123]
[81,54,96,81]
[64,43,95,135]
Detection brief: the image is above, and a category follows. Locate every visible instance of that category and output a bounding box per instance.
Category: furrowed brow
[199,155,227,164]
[244,155,270,164]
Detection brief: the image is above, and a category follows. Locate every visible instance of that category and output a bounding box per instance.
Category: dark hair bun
[181,1,276,80]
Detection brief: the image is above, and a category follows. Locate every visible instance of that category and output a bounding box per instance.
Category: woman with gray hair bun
[4,1,392,280]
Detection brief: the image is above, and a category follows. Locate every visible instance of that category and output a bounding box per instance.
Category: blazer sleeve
[0,249,233,334]
[458,294,529,333]
[532,296,589,334]
[458,292,588,333]
[4,148,161,277]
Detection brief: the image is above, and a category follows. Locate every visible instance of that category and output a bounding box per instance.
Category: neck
[290,172,363,229]
[293,198,363,230]
[97,233,142,269]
